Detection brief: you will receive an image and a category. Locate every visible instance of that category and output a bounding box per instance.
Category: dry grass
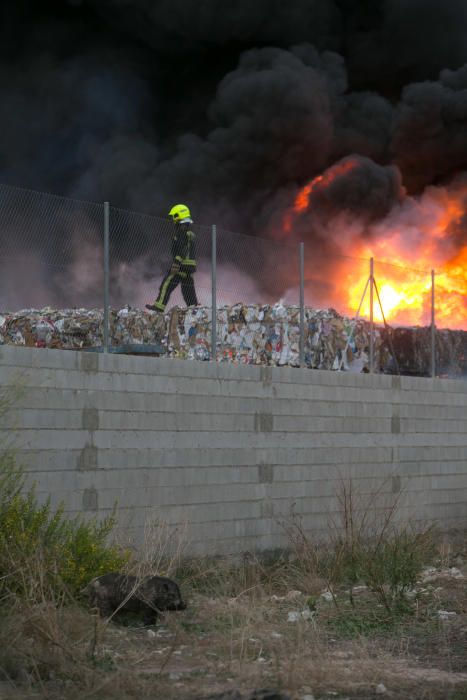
[2,538,467,700]
[125,516,189,579]
[1,489,467,700]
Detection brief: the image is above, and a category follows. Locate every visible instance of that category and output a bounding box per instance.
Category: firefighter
[146,204,199,313]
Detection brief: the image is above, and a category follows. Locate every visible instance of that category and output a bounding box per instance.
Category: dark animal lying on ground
[82,573,186,624]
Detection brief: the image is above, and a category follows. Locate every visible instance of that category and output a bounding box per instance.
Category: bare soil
[1,553,467,700]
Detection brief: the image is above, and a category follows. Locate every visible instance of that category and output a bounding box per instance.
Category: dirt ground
[1,542,467,700]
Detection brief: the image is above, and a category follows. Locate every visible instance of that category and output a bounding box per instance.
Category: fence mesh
[213,228,299,364]
[215,227,298,305]
[303,249,369,318]
[370,260,432,377]
[434,269,467,378]
[0,184,104,312]
[373,259,432,328]
[0,182,465,377]
[0,184,104,348]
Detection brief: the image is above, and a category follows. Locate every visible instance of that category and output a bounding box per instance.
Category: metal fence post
[431,269,436,378]
[103,201,110,352]
[369,257,374,374]
[299,242,305,368]
[211,224,217,362]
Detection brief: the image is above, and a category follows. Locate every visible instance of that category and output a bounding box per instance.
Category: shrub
[329,479,436,610]
[331,521,436,611]
[283,477,436,614]
[0,386,129,601]
[0,475,130,599]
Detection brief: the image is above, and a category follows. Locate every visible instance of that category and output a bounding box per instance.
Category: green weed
[0,385,130,601]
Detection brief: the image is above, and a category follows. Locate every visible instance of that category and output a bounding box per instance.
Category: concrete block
[82,407,99,431]
[0,365,32,388]
[400,446,441,464]
[272,414,391,433]
[414,392,467,407]
[0,346,79,370]
[425,488,467,506]
[83,487,98,511]
[260,500,274,518]
[98,411,178,432]
[80,353,99,373]
[1,428,89,451]
[416,460,467,476]
[258,463,273,484]
[23,469,77,492]
[173,376,273,400]
[432,474,467,490]
[3,408,77,430]
[273,381,393,404]
[254,412,273,432]
[77,444,98,471]
[143,500,265,525]
[99,353,165,376]
[153,481,273,506]
[146,465,259,488]
[13,387,90,411]
[20,449,81,473]
[95,446,265,469]
[402,417,467,434]
[269,365,391,389]
[34,488,84,511]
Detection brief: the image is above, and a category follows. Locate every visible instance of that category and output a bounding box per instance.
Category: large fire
[283,165,467,330]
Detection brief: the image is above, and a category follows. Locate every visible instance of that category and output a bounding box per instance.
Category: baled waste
[1,304,466,376]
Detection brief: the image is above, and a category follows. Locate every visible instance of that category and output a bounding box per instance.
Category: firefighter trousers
[153,270,198,311]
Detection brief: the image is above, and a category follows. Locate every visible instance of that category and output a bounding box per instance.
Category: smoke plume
[2,1,467,319]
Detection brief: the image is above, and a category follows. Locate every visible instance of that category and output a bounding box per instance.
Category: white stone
[449,567,464,578]
[288,609,315,622]
[421,566,437,580]
[438,610,457,620]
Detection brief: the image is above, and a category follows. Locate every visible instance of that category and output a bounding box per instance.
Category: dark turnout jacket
[172,223,196,274]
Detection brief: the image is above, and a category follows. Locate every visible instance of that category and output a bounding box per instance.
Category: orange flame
[284,158,359,232]
[284,172,467,329]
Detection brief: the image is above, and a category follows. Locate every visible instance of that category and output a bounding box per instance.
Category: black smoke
[2,1,467,243]
[288,156,403,242]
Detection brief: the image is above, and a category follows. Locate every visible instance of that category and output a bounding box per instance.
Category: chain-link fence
[433,269,467,378]
[0,182,466,377]
[213,227,300,364]
[0,184,104,348]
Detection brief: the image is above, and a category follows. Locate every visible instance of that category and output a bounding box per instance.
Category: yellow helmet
[168,204,191,222]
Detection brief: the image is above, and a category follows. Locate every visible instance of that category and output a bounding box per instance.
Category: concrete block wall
[1,345,466,555]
